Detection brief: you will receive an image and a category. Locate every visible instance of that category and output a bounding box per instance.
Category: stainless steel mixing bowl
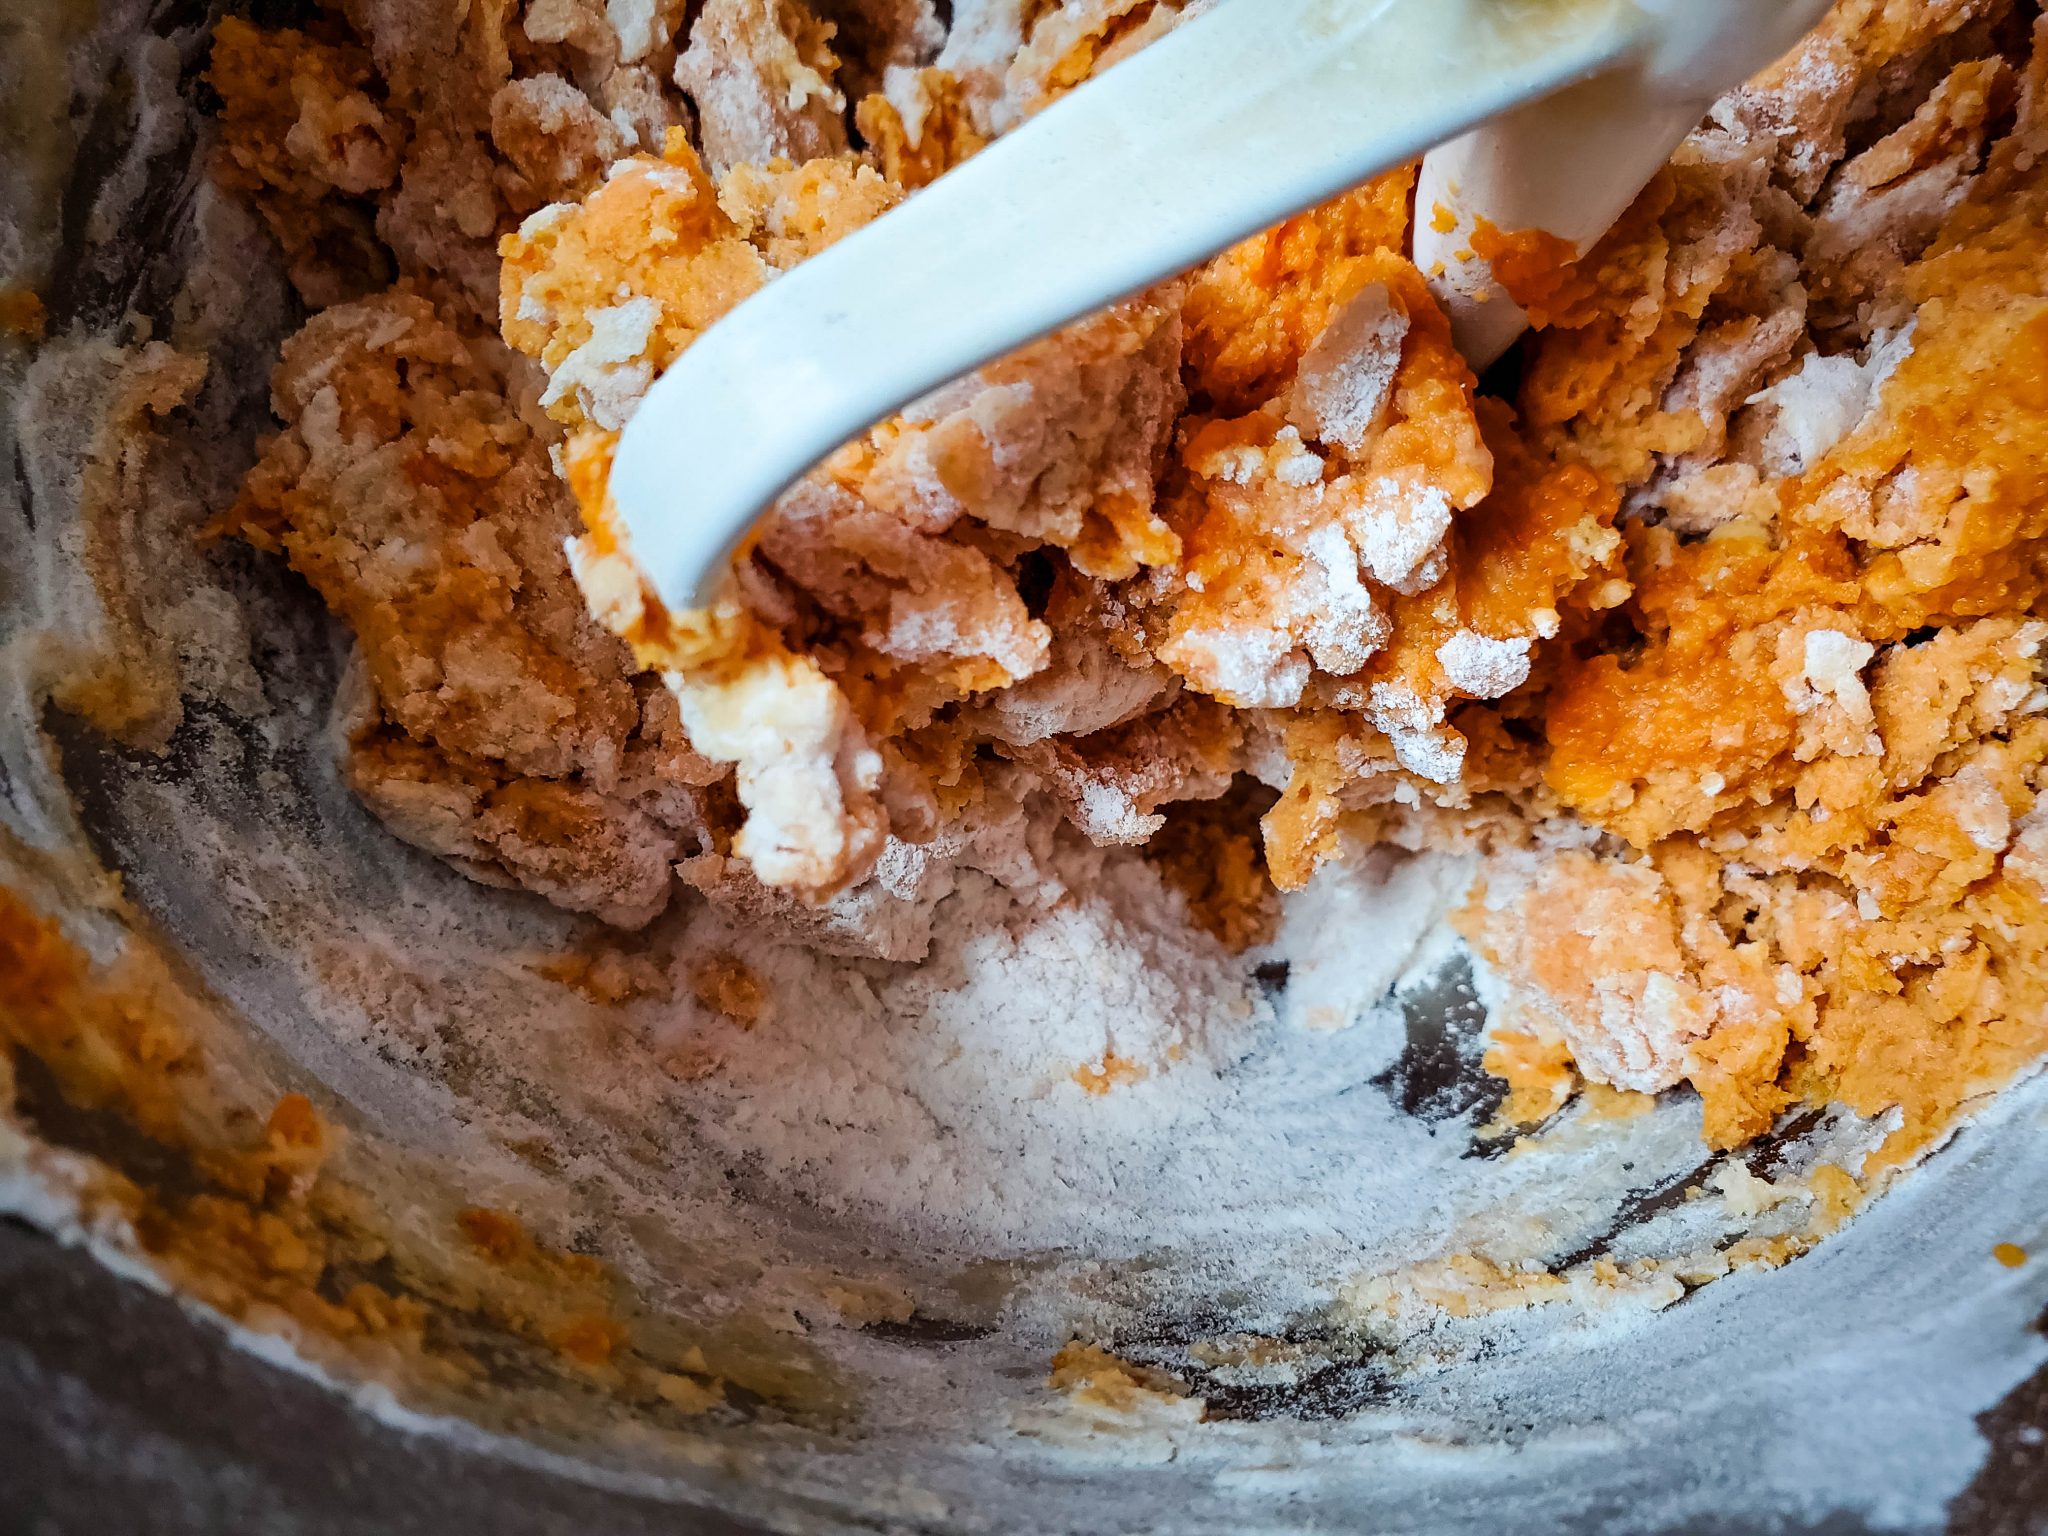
[3,3,2045,1531]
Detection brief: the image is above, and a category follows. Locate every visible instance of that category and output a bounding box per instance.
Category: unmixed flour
[654,836,1464,1255]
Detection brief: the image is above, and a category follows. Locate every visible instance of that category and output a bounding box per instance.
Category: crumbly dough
[205,0,2048,1164]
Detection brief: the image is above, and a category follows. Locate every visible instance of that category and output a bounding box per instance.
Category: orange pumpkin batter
[200,0,2048,1166]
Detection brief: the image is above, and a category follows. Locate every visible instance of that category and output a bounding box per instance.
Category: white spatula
[608,0,1831,614]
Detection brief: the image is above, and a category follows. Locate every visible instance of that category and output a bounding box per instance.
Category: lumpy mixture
[202,0,2048,1173]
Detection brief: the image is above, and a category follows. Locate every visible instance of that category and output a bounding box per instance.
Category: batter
[203,0,2048,1182]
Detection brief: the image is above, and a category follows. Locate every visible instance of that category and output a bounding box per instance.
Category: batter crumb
[0,288,47,338]
[1048,1341,1202,1420]
[1073,1049,1147,1095]
[692,951,768,1026]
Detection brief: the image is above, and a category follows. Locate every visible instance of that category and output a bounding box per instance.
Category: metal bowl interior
[2,4,2045,1532]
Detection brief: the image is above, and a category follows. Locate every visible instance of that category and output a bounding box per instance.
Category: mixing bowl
[3,3,2045,1531]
